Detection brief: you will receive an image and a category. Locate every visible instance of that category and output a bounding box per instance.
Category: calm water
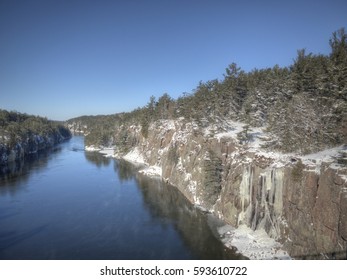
[0,136,243,260]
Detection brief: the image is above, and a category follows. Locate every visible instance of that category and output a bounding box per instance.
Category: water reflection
[0,137,244,259]
[84,152,141,182]
[84,152,111,167]
[114,159,141,182]
[80,150,243,259]
[135,174,245,259]
[0,147,62,195]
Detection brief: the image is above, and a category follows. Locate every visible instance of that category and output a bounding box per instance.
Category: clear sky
[1,0,346,120]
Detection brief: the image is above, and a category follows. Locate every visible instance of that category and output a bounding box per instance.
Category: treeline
[68,114,124,146]
[69,28,347,155]
[0,109,71,164]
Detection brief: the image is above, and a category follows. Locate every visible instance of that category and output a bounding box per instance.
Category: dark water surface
[0,136,242,260]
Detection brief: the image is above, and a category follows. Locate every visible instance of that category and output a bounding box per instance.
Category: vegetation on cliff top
[0,109,71,150]
[68,28,347,155]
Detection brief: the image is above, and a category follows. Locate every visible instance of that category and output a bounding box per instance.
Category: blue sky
[1,0,346,120]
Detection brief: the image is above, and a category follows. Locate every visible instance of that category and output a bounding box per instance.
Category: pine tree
[329,28,347,100]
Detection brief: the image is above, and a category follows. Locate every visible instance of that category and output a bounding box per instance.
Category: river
[0,136,243,260]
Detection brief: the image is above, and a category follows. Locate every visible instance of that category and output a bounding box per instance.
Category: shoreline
[85,145,291,259]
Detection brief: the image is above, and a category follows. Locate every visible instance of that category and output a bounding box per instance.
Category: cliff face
[91,119,347,259]
[0,131,71,165]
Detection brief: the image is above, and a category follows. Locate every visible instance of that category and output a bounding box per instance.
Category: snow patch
[300,145,346,174]
[139,165,162,177]
[214,121,244,140]
[219,224,290,260]
[302,145,344,162]
[85,145,101,152]
[213,120,266,149]
[171,120,199,146]
[123,147,146,164]
[99,148,114,158]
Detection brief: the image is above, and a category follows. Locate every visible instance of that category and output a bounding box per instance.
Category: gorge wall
[86,119,347,259]
[0,130,71,166]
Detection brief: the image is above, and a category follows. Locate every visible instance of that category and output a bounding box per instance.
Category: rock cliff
[86,119,347,259]
[0,130,71,166]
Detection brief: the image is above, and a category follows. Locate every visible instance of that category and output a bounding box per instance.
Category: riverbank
[82,115,347,259]
[3,136,237,260]
[85,144,291,259]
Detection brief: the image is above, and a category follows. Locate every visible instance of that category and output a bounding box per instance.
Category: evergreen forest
[68,28,347,155]
[0,110,71,162]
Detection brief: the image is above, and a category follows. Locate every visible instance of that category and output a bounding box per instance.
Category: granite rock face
[0,132,71,165]
[106,119,347,259]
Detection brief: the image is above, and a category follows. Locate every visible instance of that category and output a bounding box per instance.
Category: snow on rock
[170,120,199,146]
[123,147,146,164]
[153,119,175,134]
[99,148,115,158]
[219,224,290,260]
[301,145,345,165]
[214,120,268,150]
[214,120,245,140]
[255,150,292,168]
[85,146,115,158]
[139,165,162,177]
[85,145,101,152]
[188,180,199,204]
[299,145,346,175]
[174,156,199,204]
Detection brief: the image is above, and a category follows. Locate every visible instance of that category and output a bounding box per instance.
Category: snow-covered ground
[213,120,347,171]
[86,145,162,177]
[123,147,146,165]
[218,224,290,260]
[213,120,271,151]
[301,145,345,164]
[214,120,246,140]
